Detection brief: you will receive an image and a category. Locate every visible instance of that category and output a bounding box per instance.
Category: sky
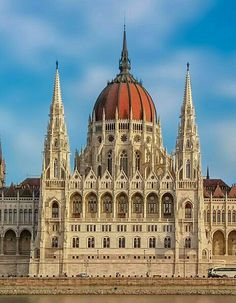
[0,0,236,185]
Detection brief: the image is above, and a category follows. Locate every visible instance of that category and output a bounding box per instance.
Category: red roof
[19,178,40,187]
[213,184,225,198]
[93,75,156,123]
[228,185,236,198]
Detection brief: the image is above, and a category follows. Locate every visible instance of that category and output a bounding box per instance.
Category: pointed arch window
[135,151,141,172]
[120,150,128,176]
[185,202,192,219]
[233,210,236,222]
[54,159,59,178]
[103,195,112,213]
[186,160,191,179]
[97,165,102,178]
[217,210,221,222]
[107,150,112,175]
[213,210,216,223]
[52,202,59,218]
[222,210,225,223]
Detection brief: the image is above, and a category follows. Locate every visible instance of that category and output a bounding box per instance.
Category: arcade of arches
[2,229,31,255]
[212,230,236,256]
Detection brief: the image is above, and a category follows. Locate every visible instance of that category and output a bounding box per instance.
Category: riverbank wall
[0,277,235,295]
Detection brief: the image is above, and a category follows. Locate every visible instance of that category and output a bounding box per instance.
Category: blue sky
[0,0,236,185]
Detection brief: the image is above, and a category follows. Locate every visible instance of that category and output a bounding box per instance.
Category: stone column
[143,192,147,219]
[113,194,116,219]
[16,237,20,255]
[0,236,3,255]
[98,194,101,220]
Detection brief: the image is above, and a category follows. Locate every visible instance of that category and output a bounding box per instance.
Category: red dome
[93,28,157,123]
[93,75,156,122]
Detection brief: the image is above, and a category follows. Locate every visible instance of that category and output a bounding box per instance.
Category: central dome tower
[93,27,157,123]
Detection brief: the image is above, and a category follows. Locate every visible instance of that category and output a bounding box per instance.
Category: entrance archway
[212,230,225,255]
[19,230,32,255]
[228,230,236,256]
[3,230,16,255]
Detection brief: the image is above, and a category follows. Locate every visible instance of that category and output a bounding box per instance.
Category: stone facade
[0,30,235,277]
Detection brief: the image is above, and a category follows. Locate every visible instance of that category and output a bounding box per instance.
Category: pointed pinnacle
[187,62,190,71]
[56,60,59,70]
[119,25,131,73]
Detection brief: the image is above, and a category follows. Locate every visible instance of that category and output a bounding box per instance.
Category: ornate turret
[175,63,201,180]
[43,62,70,180]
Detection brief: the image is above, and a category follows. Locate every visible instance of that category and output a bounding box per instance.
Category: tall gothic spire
[175,63,201,180]
[119,25,131,74]
[43,62,70,179]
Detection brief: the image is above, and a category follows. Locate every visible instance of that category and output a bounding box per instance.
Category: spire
[119,24,131,74]
[175,63,201,180]
[206,166,210,179]
[183,62,193,108]
[74,149,79,171]
[52,61,62,106]
[0,138,5,187]
[0,138,2,165]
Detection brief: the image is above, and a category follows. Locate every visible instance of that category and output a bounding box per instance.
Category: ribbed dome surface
[93,28,157,123]
[93,75,156,122]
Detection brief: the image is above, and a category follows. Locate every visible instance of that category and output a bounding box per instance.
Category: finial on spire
[206,166,210,179]
[119,24,131,74]
[56,60,59,70]
[187,62,190,71]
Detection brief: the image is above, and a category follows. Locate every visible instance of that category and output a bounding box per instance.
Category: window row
[205,210,236,223]
[0,209,38,224]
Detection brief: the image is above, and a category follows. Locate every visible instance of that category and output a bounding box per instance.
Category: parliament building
[0,29,235,277]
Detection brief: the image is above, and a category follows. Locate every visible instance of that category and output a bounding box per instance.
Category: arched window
[24,209,28,223]
[34,209,38,224]
[186,160,191,179]
[9,209,12,223]
[162,194,173,217]
[29,209,32,223]
[107,150,112,175]
[103,237,110,248]
[52,202,59,218]
[217,210,221,223]
[118,237,125,248]
[4,209,7,223]
[13,209,17,223]
[72,195,82,217]
[103,195,112,213]
[19,209,23,223]
[164,237,171,248]
[228,210,232,223]
[88,195,97,213]
[88,237,95,248]
[147,194,158,214]
[207,210,210,222]
[117,195,128,214]
[120,150,128,176]
[185,237,191,248]
[222,210,225,223]
[132,195,143,213]
[213,210,216,223]
[233,210,236,222]
[185,203,192,219]
[54,159,59,178]
[149,237,156,248]
[52,236,58,248]
[133,237,141,248]
[135,151,141,172]
[72,237,79,248]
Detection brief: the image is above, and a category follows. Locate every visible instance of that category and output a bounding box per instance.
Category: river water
[0,296,235,303]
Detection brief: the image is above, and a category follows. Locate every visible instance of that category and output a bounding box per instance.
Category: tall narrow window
[132,195,143,213]
[72,237,79,248]
[185,237,191,248]
[13,209,17,223]
[162,194,173,217]
[118,237,125,248]
[149,237,156,248]
[213,210,216,223]
[164,237,171,248]
[103,237,110,248]
[88,237,95,248]
[185,203,192,219]
[103,195,112,213]
[107,150,112,175]
[88,195,97,213]
[120,150,128,176]
[52,202,59,218]
[54,159,59,178]
[186,160,191,179]
[228,210,231,223]
[217,210,221,223]
[135,151,141,172]
[52,236,58,248]
[133,237,141,248]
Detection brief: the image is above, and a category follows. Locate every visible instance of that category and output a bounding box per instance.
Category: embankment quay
[0,277,235,295]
